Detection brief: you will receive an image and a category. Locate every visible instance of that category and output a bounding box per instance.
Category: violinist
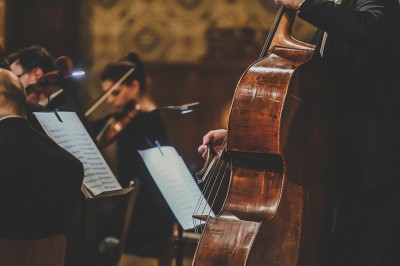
[8,45,82,110]
[199,1,400,265]
[8,45,91,134]
[92,52,175,258]
[8,45,60,106]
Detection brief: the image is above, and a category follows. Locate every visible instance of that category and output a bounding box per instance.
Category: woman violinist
[92,52,175,258]
[199,0,400,265]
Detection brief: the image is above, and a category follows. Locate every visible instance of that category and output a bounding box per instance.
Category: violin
[85,67,136,148]
[25,55,74,98]
[95,101,140,149]
[192,7,331,266]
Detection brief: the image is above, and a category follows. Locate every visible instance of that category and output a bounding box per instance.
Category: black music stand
[174,224,184,266]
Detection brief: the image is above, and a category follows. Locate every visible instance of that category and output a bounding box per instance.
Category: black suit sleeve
[298,0,396,44]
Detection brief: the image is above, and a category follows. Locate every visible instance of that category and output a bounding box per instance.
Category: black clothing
[26,91,94,138]
[26,102,49,133]
[93,108,175,256]
[49,90,94,138]
[93,108,169,186]
[48,90,83,113]
[0,117,84,239]
[24,91,94,266]
[298,0,400,265]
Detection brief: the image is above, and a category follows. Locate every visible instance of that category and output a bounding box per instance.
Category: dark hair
[8,45,56,73]
[0,44,10,70]
[100,52,146,92]
[0,72,27,116]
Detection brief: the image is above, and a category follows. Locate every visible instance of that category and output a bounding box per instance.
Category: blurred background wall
[0,0,4,46]
[2,0,315,173]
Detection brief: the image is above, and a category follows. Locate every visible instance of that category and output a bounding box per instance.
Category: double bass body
[193,9,331,266]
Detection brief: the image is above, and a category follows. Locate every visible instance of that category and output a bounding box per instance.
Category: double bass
[193,7,331,266]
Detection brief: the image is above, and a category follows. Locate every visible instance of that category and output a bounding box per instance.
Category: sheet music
[34,112,122,196]
[138,146,214,230]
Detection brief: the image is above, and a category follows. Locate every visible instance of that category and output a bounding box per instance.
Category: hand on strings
[275,0,305,10]
[198,129,227,159]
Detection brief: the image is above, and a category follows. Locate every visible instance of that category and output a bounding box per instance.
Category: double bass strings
[192,141,224,239]
[192,138,230,244]
[192,148,222,238]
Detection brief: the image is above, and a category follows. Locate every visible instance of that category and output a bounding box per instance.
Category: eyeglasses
[25,84,41,95]
[16,71,28,78]
[111,89,121,96]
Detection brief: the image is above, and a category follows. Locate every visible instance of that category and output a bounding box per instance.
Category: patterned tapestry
[83,0,314,66]
[76,0,316,171]
[79,0,315,109]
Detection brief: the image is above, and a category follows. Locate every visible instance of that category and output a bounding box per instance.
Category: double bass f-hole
[192,138,231,237]
[195,142,230,184]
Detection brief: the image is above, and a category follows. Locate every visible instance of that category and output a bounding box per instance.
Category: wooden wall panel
[0,0,4,47]
[4,0,80,61]
[146,61,251,173]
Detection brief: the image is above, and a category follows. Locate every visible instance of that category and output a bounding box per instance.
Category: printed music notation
[139,146,214,230]
[34,112,122,197]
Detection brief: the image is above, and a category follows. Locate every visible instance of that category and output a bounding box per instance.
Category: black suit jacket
[298,0,400,191]
[299,0,400,115]
[0,117,84,239]
[26,102,49,134]
[297,1,400,265]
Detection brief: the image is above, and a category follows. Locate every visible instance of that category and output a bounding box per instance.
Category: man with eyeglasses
[8,45,60,106]
[8,45,82,109]
[7,45,92,135]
